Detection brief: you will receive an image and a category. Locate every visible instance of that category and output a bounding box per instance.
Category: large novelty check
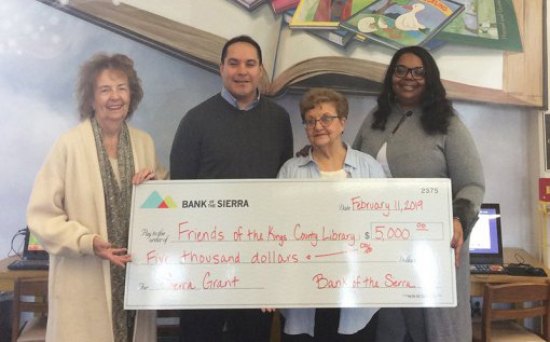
[124,178,456,309]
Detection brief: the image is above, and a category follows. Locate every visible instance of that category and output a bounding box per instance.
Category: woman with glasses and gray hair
[277,87,385,341]
[353,46,485,342]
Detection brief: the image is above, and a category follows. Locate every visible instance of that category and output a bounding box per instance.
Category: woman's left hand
[450,219,464,267]
[133,168,156,185]
[93,236,132,268]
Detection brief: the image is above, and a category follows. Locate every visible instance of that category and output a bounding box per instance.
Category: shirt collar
[221,87,260,111]
[393,103,419,116]
[297,143,358,170]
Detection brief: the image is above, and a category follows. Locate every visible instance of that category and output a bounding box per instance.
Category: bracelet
[453,217,460,221]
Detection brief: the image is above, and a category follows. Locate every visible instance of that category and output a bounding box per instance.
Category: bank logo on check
[141,191,177,209]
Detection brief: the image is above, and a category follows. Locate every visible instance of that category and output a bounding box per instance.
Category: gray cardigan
[353,106,485,237]
[352,106,485,342]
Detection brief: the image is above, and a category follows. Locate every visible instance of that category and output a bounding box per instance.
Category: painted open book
[38,0,544,107]
[340,0,465,49]
[437,0,523,52]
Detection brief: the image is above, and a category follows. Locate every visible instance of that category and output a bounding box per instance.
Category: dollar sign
[364,232,370,239]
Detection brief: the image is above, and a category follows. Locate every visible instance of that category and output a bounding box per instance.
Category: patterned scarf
[91,118,135,342]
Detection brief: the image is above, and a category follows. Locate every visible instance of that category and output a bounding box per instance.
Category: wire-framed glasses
[394,65,426,80]
[303,115,339,128]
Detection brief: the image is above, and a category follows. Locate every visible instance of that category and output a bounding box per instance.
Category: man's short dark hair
[220,35,263,65]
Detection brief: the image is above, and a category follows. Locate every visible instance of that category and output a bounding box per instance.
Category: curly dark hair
[372,46,454,135]
[77,53,143,120]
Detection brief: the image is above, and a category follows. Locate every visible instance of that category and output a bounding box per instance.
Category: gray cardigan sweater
[353,106,485,237]
[353,106,485,342]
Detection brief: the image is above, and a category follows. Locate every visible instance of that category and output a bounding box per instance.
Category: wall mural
[38,0,544,107]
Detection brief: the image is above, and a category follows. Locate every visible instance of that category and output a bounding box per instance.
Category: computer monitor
[469,203,503,265]
[28,231,46,252]
[23,228,48,260]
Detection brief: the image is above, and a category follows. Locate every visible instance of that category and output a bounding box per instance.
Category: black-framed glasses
[303,115,339,128]
[394,65,426,80]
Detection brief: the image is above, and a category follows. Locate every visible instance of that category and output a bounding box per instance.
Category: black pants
[179,309,273,342]
[281,309,378,342]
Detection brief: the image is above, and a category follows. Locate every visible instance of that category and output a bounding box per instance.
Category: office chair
[472,282,550,342]
[11,277,48,342]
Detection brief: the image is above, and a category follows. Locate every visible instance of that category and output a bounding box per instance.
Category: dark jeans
[179,309,273,342]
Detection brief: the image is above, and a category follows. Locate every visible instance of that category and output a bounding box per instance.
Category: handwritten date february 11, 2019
[347,197,424,216]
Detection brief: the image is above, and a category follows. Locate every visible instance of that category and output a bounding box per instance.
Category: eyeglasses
[303,115,339,128]
[394,65,426,80]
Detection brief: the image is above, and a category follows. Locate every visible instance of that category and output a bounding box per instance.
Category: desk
[0,256,48,293]
[0,256,47,339]
[470,248,550,297]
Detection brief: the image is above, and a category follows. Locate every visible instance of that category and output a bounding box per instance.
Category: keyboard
[470,264,506,274]
[7,259,49,271]
[506,263,548,277]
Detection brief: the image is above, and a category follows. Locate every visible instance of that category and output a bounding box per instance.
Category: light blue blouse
[277,144,385,336]
[278,144,386,179]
